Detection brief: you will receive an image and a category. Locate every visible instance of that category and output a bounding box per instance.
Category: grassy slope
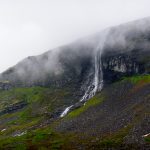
[67,94,104,118]
[0,75,150,149]
[0,86,78,149]
[55,74,150,149]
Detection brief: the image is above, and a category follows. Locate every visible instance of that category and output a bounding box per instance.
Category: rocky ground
[54,75,150,149]
[0,75,149,149]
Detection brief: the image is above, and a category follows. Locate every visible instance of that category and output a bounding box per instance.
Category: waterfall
[80,45,103,102]
[60,105,73,118]
[60,45,103,118]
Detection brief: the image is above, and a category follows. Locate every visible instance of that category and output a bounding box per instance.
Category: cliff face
[102,49,149,83]
[0,42,95,89]
[0,17,150,90]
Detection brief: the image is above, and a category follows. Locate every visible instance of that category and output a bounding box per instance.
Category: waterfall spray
[60,46,103,118]
[80,45,103,102]
[60,31,108,118]
[60,105,73,118]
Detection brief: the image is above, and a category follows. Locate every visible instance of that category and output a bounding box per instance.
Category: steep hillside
[55,75,150,149]
[0,17,150,149]
[0,75,149,149]
[1,17,150,88]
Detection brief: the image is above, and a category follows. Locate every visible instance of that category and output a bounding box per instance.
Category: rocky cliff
[0,18,150,93]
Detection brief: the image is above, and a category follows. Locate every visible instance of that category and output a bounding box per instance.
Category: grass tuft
[67,94,104,118]
[123,74,150,84]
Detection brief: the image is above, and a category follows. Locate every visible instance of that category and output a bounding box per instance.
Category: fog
[0,0,150,72]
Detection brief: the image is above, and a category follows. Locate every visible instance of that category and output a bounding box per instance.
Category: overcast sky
[0,0,150,72]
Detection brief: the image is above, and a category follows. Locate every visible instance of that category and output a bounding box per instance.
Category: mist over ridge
[0,16,150,87]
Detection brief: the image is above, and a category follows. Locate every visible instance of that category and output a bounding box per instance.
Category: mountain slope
[1,17,150,87]
[0,17,150,149]
[0,75,149,149]
[55,75,150,149]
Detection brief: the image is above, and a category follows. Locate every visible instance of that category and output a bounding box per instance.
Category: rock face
[0,43,95,89]
[0,17,150,91]
[102,49,147,84]
[0,81,12,90]
[0,101,27,115]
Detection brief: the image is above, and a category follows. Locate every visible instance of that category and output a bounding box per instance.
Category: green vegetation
[0,74,149,149]
[0,87,48,134]
[99,125,132,147]
[123,74,150,84]
[0,86,73,122]
[67,93,104,118]
[0,127,65,150]
[0,86,76,149]
[0,86,47,110]
[144,136,150,143]
[0,86,73,110]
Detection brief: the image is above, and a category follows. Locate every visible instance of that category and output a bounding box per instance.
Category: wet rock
[0,101,27,115]
[72,102,83,110]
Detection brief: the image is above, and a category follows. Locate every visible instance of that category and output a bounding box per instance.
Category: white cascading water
[60,29,109,118]
[80,45,103,102]
[60,44,103,118]
[60,105,73,118]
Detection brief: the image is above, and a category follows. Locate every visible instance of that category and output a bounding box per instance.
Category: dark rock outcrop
[0,17,150,90]
[0,81,12,90]
[0,101,27,115]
